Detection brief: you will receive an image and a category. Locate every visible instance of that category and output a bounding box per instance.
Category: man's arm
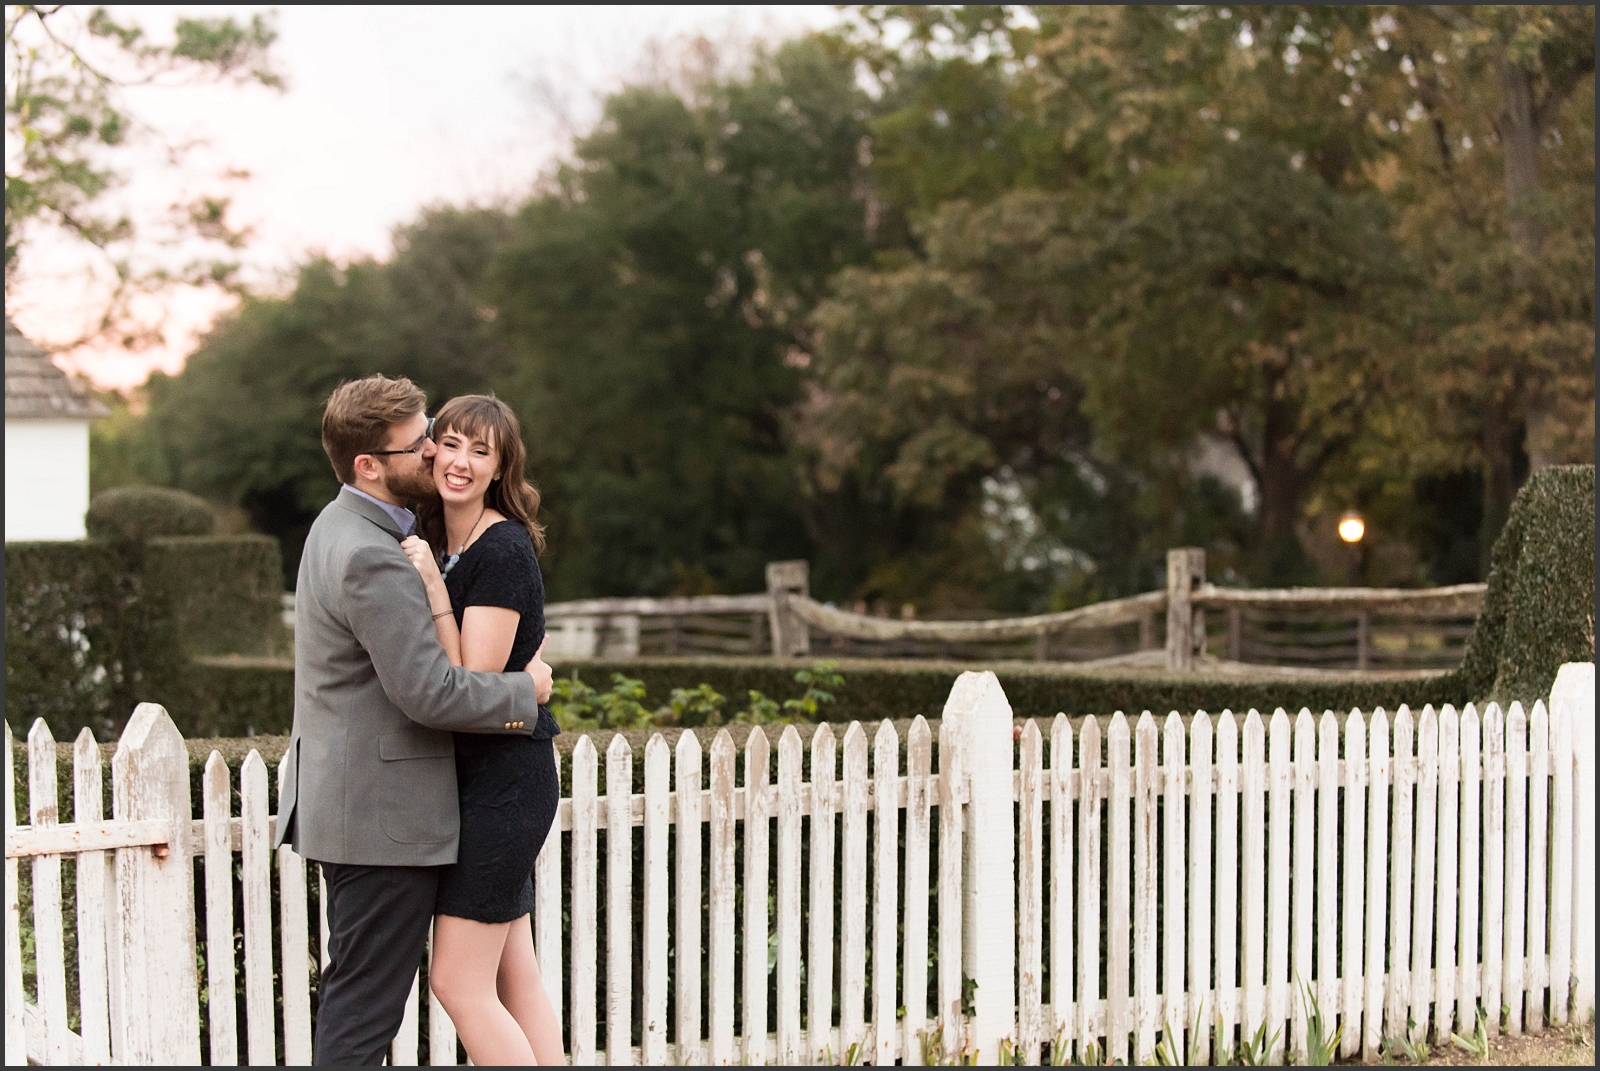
[345,543,540,733]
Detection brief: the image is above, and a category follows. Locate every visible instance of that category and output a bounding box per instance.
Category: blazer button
[504,722,512,729]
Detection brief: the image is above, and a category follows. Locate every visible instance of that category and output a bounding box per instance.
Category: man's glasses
[365,417,435,459]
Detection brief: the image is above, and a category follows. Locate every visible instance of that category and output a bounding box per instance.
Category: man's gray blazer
[274,487,538,866]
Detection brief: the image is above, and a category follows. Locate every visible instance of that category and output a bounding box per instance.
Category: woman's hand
[400,536,448,609]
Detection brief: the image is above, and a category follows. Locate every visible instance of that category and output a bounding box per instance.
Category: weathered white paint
[73,730,113,1066]
[4,418,92,542]
[203,753,238,1066]
[5,664,1594,1067]
[1552,663,1596,1021]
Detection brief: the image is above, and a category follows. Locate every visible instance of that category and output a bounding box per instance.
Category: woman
[399,393,563,1065]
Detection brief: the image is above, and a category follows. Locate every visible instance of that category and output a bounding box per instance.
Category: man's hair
[321,375,427,484]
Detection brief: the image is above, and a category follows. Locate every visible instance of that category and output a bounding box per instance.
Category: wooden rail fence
[6,664,1592,1065]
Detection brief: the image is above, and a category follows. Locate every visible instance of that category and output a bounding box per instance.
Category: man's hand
[525,637,553,706]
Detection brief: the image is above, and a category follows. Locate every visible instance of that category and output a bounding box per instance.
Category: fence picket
[1290,711,1316,1058]
[277,751,312,1067]
[1525,702,1549,1034]
[240,750,275,1066]
[1457,707,1482,1037]
[607,735,634,1066]
[873,721,902,1065]
[73,729,112,1066]
[1132,714,1158,1064]
[1364,710,1390,1059]
[1480,705,1505,1040]
[743,728,771,1065]
[392,971,419,1065]
[903,717,933,1064]
[1050,714,1076,1056]
[534,793,561,1054]
[1106,713,1132,1064]
[1162,712,1186,1058]
[1239,713,1266,1050]
[1386,709,1415,1043]
[1408,708,1438,1045]
[202,752,238,1066]
[1077,716,1103,1056]
[839,723,869,1061]
[1266,711,1292,1061]
[1434,707,1460,1039]
[111,705,200,1064]
[1019,719,1045,1064]
[428,925,457,1067]
[1188,713,1213,1058]
[675,731,704,1064]
[708,730,736,1065]
[571,736,599,1065]
[643,734,671,1065]
[1315,712,1339,1035]
[808,725,838,1063]
[4,722,24,1067]
[1340,711,1366,1058]
[774,727,803,1065]
[1501,703,1528,1035]
[1214,713,1240,1052]
[1547,697,1574,1026]
[936,722,964,1058]
[28,720,69,1066]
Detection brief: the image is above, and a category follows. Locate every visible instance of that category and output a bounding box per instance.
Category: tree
[4,4,281,346]
[490,34,890,599]
[132,207,514,584]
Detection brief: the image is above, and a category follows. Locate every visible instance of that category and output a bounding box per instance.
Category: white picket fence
[5,665,1595,1066]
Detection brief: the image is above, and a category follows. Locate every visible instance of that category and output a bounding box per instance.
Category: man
[273,375,554,1065]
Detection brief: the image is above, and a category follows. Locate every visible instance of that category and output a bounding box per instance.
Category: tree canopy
[109,7,1594,605]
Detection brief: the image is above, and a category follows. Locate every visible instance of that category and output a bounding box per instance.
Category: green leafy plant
[548,672,651,731]
[1449,1006,1490,1062]
[1299,981,1342,1066]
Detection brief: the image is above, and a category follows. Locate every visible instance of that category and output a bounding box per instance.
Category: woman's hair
[415,393,547,555]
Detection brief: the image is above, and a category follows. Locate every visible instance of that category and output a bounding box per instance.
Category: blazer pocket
[377,729,456,844]
[378,728,454,761]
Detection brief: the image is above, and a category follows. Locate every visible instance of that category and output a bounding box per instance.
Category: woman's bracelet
[431,609,453,620]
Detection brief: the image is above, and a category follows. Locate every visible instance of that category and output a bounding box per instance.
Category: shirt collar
[342,484,417,538]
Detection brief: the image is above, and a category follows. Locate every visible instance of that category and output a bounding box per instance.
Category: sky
[8,5,842,390]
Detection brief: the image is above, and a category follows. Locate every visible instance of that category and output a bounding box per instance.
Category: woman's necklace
[440,502,488,578]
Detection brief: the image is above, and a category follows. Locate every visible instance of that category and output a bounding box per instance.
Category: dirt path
[1354,1019,1594,1066]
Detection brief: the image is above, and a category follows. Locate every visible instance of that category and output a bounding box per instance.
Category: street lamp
[1338,510,1365,585]
[1338,511,1366,544]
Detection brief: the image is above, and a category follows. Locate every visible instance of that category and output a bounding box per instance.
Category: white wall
[5,418,92,541]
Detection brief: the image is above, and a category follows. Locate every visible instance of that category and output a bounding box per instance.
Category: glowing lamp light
[1338,512,1366,544]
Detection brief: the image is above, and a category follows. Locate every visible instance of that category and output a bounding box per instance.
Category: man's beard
[382,461,436,504]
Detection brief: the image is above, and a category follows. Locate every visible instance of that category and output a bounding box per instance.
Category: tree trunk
[1478,391,1521,576]
[1493,52,1558,470]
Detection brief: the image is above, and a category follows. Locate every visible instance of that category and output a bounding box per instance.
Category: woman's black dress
[434,520,562,924]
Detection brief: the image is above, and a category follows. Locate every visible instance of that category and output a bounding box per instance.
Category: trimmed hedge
[551,655,1467,723]
[1448,464,1594,704]
[5,536,285,740]
[85,485,216,541]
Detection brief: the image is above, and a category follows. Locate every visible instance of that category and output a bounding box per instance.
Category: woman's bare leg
[497,914,565,1064]
[430,914,534,1065]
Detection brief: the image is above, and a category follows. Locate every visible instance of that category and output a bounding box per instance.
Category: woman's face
[432,422,500,509]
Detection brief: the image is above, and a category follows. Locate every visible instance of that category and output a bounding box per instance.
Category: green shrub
[1447,464,1594,704]
[85,485,216,541]
[4,536,285,740]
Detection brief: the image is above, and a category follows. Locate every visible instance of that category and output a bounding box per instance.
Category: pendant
[441,553,461,577]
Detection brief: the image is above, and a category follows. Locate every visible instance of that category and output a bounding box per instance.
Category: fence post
[1166,548,1205,672]
[941,671,1016,1061]
[112,703,201,1064]
[766,560,811,657]
[1552,662,1595,1019]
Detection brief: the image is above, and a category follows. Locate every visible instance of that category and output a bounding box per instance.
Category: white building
[5,318,110,541]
